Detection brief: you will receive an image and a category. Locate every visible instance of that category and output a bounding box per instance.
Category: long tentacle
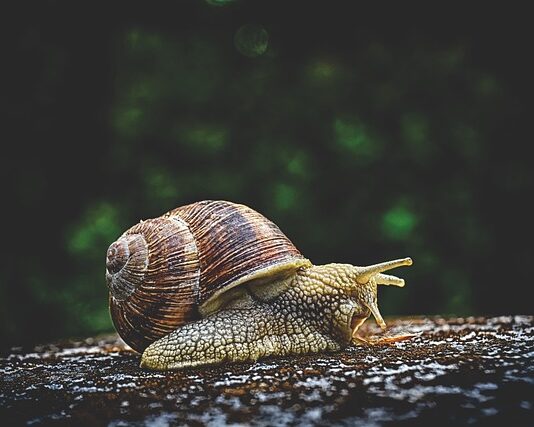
[353,257,412,285]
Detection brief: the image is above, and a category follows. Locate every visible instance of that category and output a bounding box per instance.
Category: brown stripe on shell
[168,200,308,308]
[109,216,200,353]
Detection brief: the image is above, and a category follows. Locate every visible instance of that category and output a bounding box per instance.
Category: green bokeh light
[308,60,337,82]
[401,113,427,146]
[68,204,121,255]
[144,167,179,205]
[113,107,143,139]
[125,30,164,54]
[381,205,417,240]
[334,117,378,160]
[400,113,433,161]
[274,183,297,211]
[476,75,499,97]
[234,24,269,58]
[283,149,310,179]
[177,124,228,154]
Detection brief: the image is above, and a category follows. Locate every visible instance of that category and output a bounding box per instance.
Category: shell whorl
[108,216,201,353]
[105,234,148,301]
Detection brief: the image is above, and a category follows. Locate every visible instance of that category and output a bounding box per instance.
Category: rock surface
[1,316,533,426]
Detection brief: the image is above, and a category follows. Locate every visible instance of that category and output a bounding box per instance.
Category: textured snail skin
[140,263,398,370]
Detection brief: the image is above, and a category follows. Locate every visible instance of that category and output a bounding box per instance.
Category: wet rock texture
[1,316,533,426]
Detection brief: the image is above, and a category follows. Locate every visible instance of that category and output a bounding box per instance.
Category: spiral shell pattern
[107,200,309,352]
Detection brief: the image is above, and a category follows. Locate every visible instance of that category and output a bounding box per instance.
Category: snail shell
[106,200,310,352]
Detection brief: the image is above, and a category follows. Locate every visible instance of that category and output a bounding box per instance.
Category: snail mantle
[1,316,533,425]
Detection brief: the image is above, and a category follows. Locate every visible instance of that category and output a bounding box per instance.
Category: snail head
[351,257,413,329]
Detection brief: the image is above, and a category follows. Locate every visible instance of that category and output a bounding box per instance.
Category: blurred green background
[2,1,532,349]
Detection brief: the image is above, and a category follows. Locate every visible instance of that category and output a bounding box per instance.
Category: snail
[105,200,413,370]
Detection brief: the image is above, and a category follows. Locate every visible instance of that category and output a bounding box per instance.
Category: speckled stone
[1,316,533,426]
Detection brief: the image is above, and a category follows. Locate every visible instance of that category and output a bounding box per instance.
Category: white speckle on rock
[295,377,332,390]
[213,374,251,387]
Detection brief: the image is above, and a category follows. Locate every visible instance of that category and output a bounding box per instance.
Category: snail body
[106,200,412,370]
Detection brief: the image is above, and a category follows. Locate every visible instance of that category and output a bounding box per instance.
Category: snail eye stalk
[353,258,412,285]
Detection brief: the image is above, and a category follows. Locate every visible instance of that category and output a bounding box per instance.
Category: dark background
[2,1,532,350]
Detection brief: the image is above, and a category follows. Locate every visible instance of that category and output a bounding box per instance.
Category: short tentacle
[366,301,387,330]
[375,273,405,287]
